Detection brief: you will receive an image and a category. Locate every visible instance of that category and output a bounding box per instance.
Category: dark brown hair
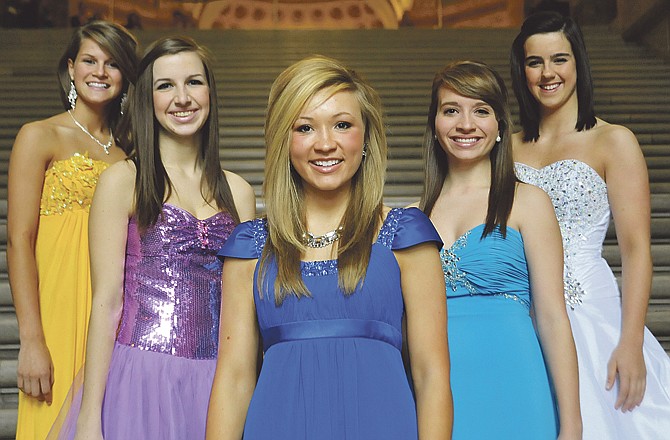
[57,20,138,153]
[420,60,515,238]
[128,36,240,230]
[510,11,596,142]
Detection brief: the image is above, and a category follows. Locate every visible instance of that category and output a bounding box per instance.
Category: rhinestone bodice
[40,153,109,216]
[515,160,611,307]
[116,205,236,359]
[440,225,531,309]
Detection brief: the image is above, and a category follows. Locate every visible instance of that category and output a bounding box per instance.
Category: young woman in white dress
[511,11,670,439]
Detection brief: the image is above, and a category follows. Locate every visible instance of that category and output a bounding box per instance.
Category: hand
[17,338,54,404]
[606,342,647,412]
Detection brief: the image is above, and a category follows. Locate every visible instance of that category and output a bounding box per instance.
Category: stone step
[0,408,15,440]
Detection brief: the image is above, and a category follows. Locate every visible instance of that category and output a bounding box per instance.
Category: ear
[67,58,75,81]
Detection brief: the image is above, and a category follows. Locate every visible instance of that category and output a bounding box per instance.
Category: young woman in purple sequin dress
[511,12,670,439]
[206,55,452,439]
[50,37,255,440]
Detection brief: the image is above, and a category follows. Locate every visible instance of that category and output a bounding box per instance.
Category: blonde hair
[261,55,387,304]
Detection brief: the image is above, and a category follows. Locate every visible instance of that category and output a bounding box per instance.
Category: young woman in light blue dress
[419,60,581,439]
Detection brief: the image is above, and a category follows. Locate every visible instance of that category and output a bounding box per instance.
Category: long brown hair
[128,36,240,230]
[57,20,138,153]
[261,55,386,304]
[420,60,516,238]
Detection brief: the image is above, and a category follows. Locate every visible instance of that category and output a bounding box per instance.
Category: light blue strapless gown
[218,207,442,440]
[442,224,558,439]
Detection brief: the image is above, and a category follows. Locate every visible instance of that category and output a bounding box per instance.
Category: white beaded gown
[516,159,670,440]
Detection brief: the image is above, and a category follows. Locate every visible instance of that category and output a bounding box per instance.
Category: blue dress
[442,224,558,439]
[217,207,442,440]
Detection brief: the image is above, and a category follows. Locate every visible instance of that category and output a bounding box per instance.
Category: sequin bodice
[440,225,531,309]
[116,205,236,359]
[40,153,109,216]
[515,160,611,307]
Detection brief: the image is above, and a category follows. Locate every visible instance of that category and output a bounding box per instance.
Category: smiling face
[152,51,210,141]
[67,38,123,109]
[434,87,499,165]
[523,31,578,112]
[289,88,365,198]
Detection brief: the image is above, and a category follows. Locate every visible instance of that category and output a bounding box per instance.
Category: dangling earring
[68,80,78,110]
[362,142,368,158]
[120,93,128,116]
[496,134,501,143]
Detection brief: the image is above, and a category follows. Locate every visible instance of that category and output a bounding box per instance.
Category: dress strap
[261,319,402,352]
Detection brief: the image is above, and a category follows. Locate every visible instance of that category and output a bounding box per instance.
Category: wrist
[18,331,47,344]
[617,334,644,350]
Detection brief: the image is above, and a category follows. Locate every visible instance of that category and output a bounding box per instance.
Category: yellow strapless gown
[15,153,109,440]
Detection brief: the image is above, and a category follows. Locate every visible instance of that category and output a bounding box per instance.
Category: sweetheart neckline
[440,224,521,253]
[515,159,606,186]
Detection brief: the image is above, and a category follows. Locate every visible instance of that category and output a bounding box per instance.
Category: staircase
[0,26,668,438]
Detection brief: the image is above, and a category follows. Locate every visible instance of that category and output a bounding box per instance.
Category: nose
[94,62,106,77]
[314,129,337,153]
[540,63,555,80]
[456,113,475,132]
[174,85,191,106]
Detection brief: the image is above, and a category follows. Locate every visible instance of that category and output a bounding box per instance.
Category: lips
[539,82,560,91]
[451,136,482,147]
[86,81,110,89]
[171,110,197,118]
[312,159,342,167]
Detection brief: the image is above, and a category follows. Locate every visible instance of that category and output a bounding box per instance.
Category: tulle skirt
[48,342,216,440]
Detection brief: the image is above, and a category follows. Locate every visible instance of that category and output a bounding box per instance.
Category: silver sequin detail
[440,231,476,293]
[440,231,530,309]
[254,209,404,278]
[515,160,609,309]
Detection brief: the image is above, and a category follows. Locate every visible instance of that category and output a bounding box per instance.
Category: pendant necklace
[302,226,343,248]
[67,110,112,154]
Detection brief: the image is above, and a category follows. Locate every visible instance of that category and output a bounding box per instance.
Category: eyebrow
[295,111,355,121]
[439,100,488,107]
[153,73,205,86]
[525,52,572,61]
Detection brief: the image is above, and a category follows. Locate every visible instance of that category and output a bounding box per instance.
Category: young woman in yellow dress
[7,21,138,439]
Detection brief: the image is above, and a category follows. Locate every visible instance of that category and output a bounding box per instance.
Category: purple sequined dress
[50,204,236,440]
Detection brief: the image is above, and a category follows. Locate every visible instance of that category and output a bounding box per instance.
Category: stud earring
[120,92,128,116]
[68,80,78,110]
[496,134,501,143]
[362,142,368,158]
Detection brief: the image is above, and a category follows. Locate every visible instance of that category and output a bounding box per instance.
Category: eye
[155,82,172,91]
[83,58,95,65]
[553,57,568,64]
[188,79,205,86]
[335,121,351,130]
[106,61,119,69]
[295,124,313,134]
[475,107,492,116]
[442,107,457,115]
[526,59,542,68]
